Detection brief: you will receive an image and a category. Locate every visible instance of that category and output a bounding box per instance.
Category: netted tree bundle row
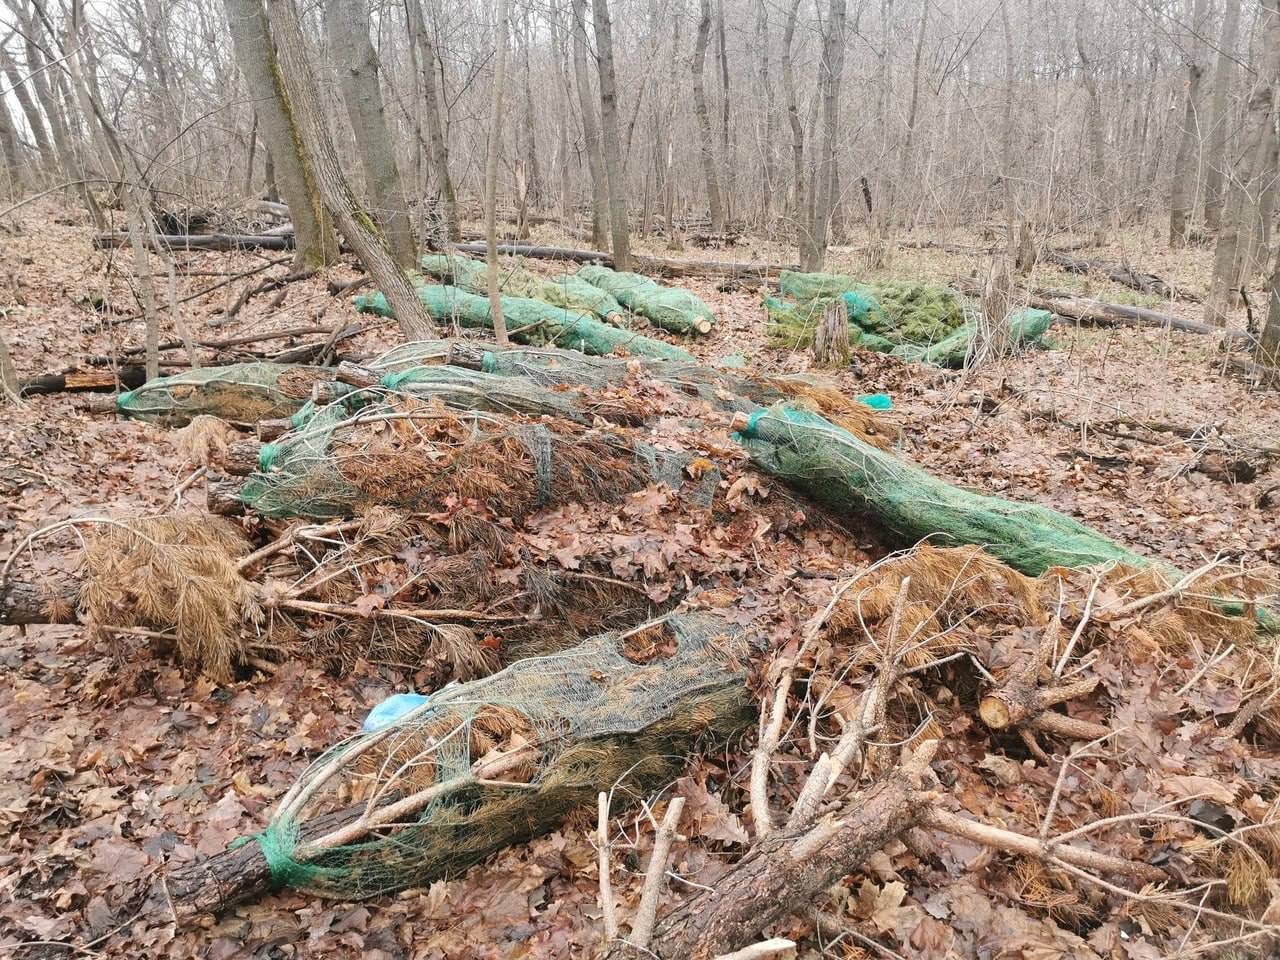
[354,282,693,361]
[170,612,757,911]
[237,398,719,520]
[576,264,716,335]
[115,363,333,425]
[736,404,1153,575]
[419,254,626,324]
[449,342,894,450]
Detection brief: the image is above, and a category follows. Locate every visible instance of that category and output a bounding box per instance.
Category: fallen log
[1045,250,1197,302]
[85,325,353,366]
[953,279,1255,345]
[20,366,152,397]
[92,233,296,252]
[450,241,799,281]
[0,577,79,625]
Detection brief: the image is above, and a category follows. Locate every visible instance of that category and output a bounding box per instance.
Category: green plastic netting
[116,363,331,425]
[735,403,1278,632]
[233,612,755,901]
[576,265,717,336]
[239,398,719,519]
[735,403,1143,575]
[354,282,693,362]
[765,272,1051,367]
[419,254,626,324]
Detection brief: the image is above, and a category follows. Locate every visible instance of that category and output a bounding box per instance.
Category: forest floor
[0,201,1277,959]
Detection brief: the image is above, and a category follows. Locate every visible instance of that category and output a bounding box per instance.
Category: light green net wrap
[116,363,331,425]
[576,264,716,336]
[239,399,719,519]
[354,283,693,361]
[231,612,757,901]
[419,254,626,324]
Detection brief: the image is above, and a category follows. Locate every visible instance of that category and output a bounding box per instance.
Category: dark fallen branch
[19,366,154,397]
[953,279,1255,346]
[83,256,293,330]
[86,325,354,366]
[93,233,297,252]
[1045,250,1197,302]
[220,269,317,323]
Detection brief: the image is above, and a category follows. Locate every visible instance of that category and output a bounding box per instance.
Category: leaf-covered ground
[1,203,1277,958]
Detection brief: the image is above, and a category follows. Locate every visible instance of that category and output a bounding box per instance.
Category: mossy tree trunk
[570,0,608,249]
[262,0,435,340]
[691,0,726,234]
[222,0,337,270]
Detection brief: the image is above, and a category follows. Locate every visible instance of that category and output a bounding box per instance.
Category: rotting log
[92,233,297,252]
[20,366,152,397]
[1044,250,1196,302]
[953,278,1254,345]
[0,578,79,625]
[206,476,246,516]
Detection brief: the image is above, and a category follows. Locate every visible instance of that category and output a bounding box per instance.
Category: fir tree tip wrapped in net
[577,264,716,335]
[354,282,693,361]
[116,363,331,425]
[419,254,627,324]
[183,613,756,908]
[239,398,719,519]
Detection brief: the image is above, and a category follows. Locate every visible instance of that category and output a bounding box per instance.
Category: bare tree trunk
[0,90,22,187]
[592,0,631,271]
[519,8,542,215]
[782,0,807,261]
[715,0,734,225]
[1205,0,1280,328]
[754,0,778,229]
[691,0,725,232]
[1202,0,1242,231]
[1168,0,1208,247]
[485,0,511,345]
[1260,249,1280,366]
[263,0,434,339]
[222,0,337,269]
[405,0,460,243]
[807,0,847,270]
[323,0,416,268]
[571,0,608,248]
[1074,10,1107,246]
[0,46,52,171]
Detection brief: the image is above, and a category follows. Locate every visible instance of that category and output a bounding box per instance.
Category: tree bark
[806,0,847,270]
[222,0,337,269]
[322,0,416,268]
[691,0,726,233]
[1168,0,1208,247]
[405,0,460,242]
[605,767,934,960]
[1074,10,1107,246]
[592,0,631,271]
[1205,0,1280,328]
[1202,0,1243,231]
[1259,251,1280,367]
[263,0,435,339]
[781,0,807,262]
[571,0,608,249]
[485,0,512,345]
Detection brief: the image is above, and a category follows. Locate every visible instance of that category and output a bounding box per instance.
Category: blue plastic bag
[362,692,431,732]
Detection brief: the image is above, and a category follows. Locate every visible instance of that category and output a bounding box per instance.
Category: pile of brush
[6,337,1280,958]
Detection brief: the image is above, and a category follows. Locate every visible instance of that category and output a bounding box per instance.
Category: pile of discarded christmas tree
[765,269,1053,367]
[5,335,1278,958]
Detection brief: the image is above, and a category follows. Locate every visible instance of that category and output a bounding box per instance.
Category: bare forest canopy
[0,0,1275,253]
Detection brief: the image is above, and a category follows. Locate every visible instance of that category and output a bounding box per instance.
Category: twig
[598,792,619,944]
[627,796,686,951]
